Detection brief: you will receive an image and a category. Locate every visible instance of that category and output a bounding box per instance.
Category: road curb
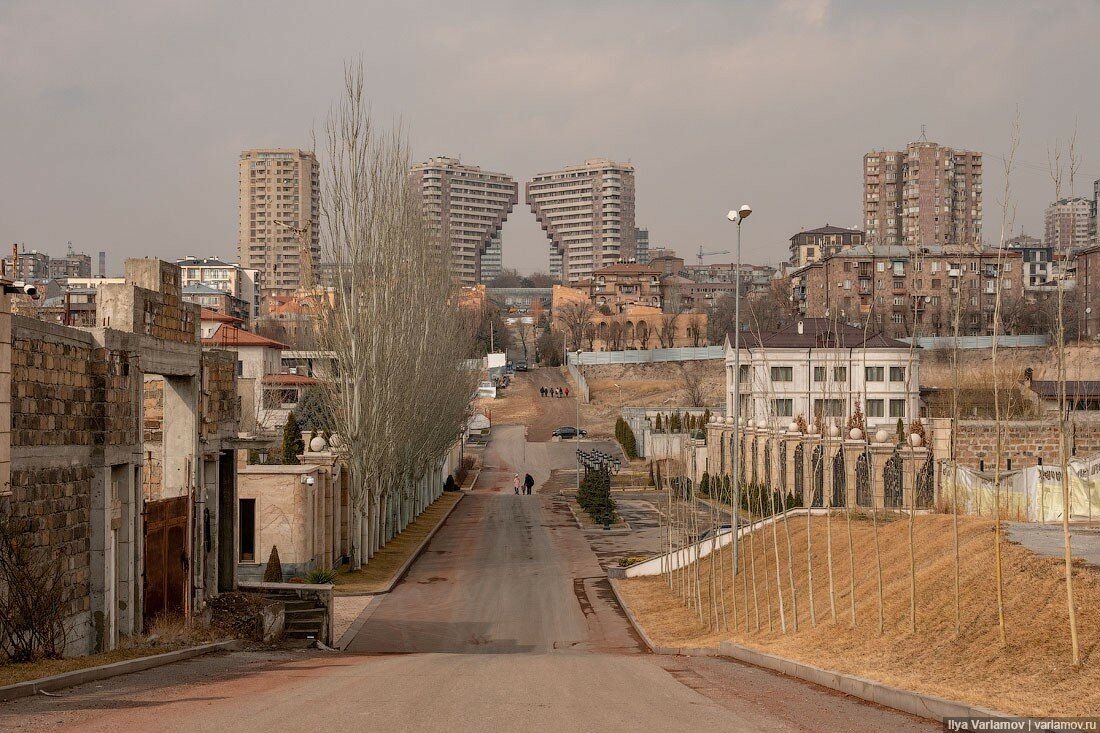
[607,576,1012,722]
[0,639,243,702]
[336,598,383,651]
[338,492,465,598]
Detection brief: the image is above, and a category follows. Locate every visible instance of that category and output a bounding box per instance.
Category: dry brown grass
[582,361,724,437]
[334,493,462,594]
[0,614,222,687]
[618,513,1100,717]
[919,343,1100,390]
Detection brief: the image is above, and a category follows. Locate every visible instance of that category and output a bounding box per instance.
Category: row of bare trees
[312,64,478,569]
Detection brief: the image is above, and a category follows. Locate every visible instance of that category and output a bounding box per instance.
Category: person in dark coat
[524,473,534,495]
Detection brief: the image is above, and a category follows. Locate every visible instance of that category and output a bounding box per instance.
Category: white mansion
[725,318,920,433]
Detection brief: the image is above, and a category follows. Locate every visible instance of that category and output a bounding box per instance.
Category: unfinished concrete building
[0,259,240,657]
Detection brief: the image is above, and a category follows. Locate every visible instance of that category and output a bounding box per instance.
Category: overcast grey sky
[3,1,1098,275]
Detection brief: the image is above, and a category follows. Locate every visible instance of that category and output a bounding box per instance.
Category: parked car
[515,361,528,372]
[552,426,588,439]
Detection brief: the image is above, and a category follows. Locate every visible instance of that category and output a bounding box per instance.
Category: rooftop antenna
[918,124,928,142]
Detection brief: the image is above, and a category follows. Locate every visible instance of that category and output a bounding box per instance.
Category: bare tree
[681,364,707,407]
[558,300,595,350]
[313,63,477,567]
[515,318,532,363]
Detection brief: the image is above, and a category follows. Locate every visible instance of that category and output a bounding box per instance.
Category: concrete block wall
[143,378,164,500]
[201,350,238,438]
[951,419,1100,471]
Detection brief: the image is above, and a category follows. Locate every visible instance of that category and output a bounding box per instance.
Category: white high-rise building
[527,159,636,283]
[410,156,517,285]
[1044,197,1093,254]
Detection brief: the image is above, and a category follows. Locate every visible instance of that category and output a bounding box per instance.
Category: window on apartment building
[771,366,793,382]
[892,313,904,324]
[889,399,906,418]
[844,261,852,272]
[806,247,815,258]
[866,366,884,381]
[892,262,905,276]
[890,366,905,382]
[931,261,940,273]
[239,499,256,563]
[814,366,827,382]
[739,364,750,382]
[833,366,847,382]
[877,262,885,272]
[866,399,885,417]
[773,399,793,417]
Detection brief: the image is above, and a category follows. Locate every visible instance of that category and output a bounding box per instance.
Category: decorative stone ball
[808,424,819,435]
[757,419,768,429]
[329,434,343,450]
[789,422,800,433]
[909,433,923,447]
[725,416,735,425]
[849,427,864,441]
[874,429,890,444]
[827,423,841,438]
[738,417,745,426]
[310,436,327,452]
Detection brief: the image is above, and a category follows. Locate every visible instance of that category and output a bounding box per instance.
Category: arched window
[811,445,824,508]
[884,449,903,508]
[778,442,788,494]
[764,441,772,492]
[832,450,847,507]
[916,455,935,508]
[751,438,758,486]
[856,451,872,507]
[793,443,805,506]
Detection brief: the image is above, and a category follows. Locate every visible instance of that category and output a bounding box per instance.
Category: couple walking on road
[514,473,534,495]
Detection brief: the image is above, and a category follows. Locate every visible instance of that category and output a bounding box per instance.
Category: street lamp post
[614,383,623,411]
[726,204,752,576]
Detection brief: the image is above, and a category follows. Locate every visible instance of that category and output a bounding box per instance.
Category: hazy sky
[3,1,1099,275]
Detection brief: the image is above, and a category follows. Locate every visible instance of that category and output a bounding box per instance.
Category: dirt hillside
[618,513,1100,717]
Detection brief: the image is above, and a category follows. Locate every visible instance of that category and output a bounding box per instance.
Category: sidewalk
[333,492,463,595]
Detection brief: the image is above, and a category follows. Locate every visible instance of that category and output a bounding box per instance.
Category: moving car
[515,361,528,372]
[551,426,587,439]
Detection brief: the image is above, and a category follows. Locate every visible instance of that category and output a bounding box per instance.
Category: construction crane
[274,219,314,290]
[696,244,731,265]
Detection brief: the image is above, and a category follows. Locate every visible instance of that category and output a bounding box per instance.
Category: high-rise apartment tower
[527,159,636,282]
[238,149,320,300]
[410,157,517,285]
[864,141,982,249]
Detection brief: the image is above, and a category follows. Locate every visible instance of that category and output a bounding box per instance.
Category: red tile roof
[199,307,243,324]
[202,325,287,350]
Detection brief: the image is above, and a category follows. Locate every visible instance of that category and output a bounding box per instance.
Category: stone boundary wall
[201,350,238,438]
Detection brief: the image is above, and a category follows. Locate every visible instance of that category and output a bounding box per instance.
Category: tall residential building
[481,234,503,283]
[635,227,651,263]
[238,149,319,301]
[527,159,636,283]
[410,156,518,285]
[863,141,982,249]
[177,256,263,323]
[1044,197,1093,254]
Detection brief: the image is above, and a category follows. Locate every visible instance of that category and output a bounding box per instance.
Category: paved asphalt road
[1,423,934,732]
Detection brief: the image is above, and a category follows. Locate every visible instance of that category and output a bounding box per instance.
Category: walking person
[565,387,570,398]
[513,474,521,495]
[524,473,534,495]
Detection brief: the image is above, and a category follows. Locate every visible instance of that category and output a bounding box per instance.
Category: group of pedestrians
[514,473,534,495]
[540,386,569,398]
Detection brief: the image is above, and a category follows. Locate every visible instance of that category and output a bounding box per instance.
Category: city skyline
[4,2,1100,274]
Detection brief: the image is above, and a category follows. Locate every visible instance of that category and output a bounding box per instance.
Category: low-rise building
[726,317,920,432]
[183,282,251,324]
[788,225,864,267]
[792,244,1027,337]
[177,257,263,323]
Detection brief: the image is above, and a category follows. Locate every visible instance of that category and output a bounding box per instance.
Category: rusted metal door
[144,496,189,622]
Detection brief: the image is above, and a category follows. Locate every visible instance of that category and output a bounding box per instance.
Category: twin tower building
[409,156,637,285]
[239,149,636,297]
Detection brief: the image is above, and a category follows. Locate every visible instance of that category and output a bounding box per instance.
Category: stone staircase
[240,583,333,644]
